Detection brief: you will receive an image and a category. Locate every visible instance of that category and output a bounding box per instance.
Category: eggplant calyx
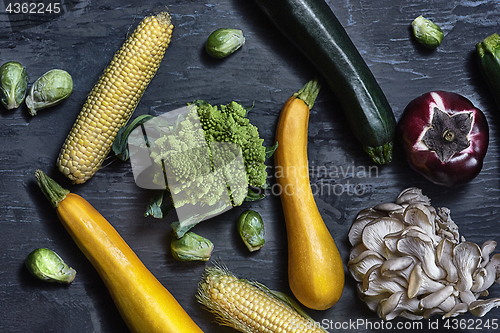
[422,107,472,163]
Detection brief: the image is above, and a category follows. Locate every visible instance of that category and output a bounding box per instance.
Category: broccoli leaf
[245,188,266,202]
[113,115,154,161]
[144,190,174,219]
[265,141,278,159]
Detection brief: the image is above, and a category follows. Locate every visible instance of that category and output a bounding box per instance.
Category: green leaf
[144,190,174,219]
[171,220,196,238]
[113,114,154,161]
[265,141,278,158]
[245,187,266,202]
[191,99,210,107]
[244,100,255,117]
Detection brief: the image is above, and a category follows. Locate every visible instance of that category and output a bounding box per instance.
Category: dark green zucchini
[254,0,396,164]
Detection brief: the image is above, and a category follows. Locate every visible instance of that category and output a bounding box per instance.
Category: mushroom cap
[399,311,424,320]
[396,231,446,281]
[444,302,469,318]
[348,250,385,282]
[480,240,497,267]
[378,291,421,321]
[471,267,487,293]
[474,253,500,292]
[407,262,447,298]
[403,204,440,244]
[469,298,500,317]
[453,241,482,291]
[373,202,404,214]
[348,216,378,247]
[459,290,477,305]
[361,218,405,256]
[419,285,455,310]
[380,256,414,279]
[395,187,431,206]
[435,207,460,242]
[436,238,458,283]
[349,242,369,261]
[362,265,407,296]
[377,291,404,320]
[357,286,390,312]
[355,207,387,220]
[407,262,424,299]
[382,233,401,259]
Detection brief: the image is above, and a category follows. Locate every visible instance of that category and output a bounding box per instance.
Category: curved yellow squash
[275,81,345,310]
[35,171,203,333]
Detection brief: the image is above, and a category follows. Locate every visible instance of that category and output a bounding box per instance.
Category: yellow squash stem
[275,79,345,310]
[35,170,204,333]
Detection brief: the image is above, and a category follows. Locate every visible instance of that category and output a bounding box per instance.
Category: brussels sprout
[171,232,214,261]
[237,210,265,252]
[0,61,28,110]
[205,28,245,59]
[26,69,73,116]
[25,248,76,284]
[412,15,444,49]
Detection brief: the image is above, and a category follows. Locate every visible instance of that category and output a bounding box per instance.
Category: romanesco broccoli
[148,101,269,213]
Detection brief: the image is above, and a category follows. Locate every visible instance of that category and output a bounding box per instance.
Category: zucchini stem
[365,142,393,165]
[294,77,321,110]
[477,33,500,109]
[35,170,69,209]
[477,33,500,58]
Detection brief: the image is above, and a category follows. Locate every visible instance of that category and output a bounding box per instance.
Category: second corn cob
[57,11,173,184]
[197,265,328,333]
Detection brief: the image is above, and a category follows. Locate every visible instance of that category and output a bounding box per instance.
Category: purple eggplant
[398,91,489,186]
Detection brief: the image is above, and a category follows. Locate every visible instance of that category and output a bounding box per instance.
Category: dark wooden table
[1,0,500,332]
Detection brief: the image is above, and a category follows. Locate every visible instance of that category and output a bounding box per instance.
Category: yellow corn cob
[197,266,328,333]
[57,11,173,184]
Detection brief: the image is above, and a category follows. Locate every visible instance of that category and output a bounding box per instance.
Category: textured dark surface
[1,0,500,332]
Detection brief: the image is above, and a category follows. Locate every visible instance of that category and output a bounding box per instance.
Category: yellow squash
[35,170,203,333]
[274,79,345,310]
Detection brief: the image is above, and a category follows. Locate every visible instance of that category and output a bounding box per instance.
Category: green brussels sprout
[25,248,76,284]
[171,232,214,261]
[26,69,73,116]
[0,61,28,110]
[205,28,245,59]
[412,15,444,49]
[237,210,265,252]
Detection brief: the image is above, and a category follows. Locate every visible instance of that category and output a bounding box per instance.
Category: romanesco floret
[197,101,267,187]
[149,101,268,211]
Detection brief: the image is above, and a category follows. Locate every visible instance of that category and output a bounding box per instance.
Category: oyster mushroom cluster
[348,188,500,320]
